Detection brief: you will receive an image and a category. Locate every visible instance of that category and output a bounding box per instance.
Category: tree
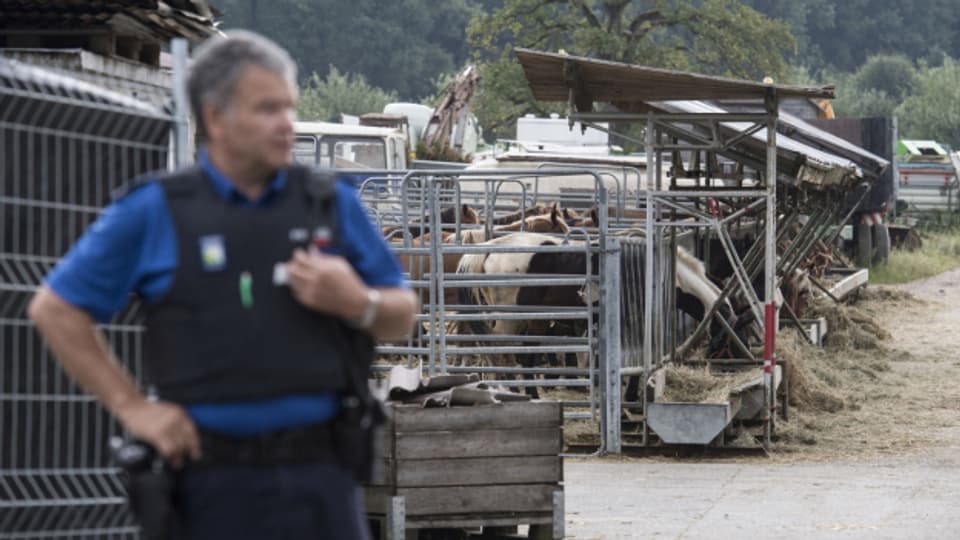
[744,0,960,73]
[214,0,479,99]
[830,55,918,119]
[896,59,960,149]
[467,0,796,139]
[297,67,397,122]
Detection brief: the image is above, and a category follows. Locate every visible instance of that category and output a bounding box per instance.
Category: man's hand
[116,399,201,469]
[286,248,368,320]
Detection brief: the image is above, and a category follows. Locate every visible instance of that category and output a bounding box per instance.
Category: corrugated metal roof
[651,100,861,184]
[516,48,835,103]
[651,101,859,171]
[778,112,889,177]
[0,0,218,42]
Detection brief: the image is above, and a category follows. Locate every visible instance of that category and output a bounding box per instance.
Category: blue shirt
[45,149,405,436]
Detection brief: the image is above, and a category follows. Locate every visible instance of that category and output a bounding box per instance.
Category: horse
[455,232,745,398]
[381,203,480,239]
[493,203,568,234]
[490,203,553,225]
[394,210,569,307]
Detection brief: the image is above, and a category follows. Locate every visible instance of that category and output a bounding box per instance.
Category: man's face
[206,65,296,170]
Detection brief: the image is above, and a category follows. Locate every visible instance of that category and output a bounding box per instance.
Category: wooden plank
[391,401,561,432]
[395,428,561,460]
[399,484,558,516]
[363,486,393,514]
[406,514,552,529]
[367,458,395,487]
[395,456,560,487]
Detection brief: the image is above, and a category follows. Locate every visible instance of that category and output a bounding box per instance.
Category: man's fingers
[154,437,178,461]
[286,263,312,290]
[183,421,202,461]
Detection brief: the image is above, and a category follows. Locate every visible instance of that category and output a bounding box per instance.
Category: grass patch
[870,229,960,284]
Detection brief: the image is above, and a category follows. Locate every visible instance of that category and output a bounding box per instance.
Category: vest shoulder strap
[288,165,341,248]
[111,165,202,202]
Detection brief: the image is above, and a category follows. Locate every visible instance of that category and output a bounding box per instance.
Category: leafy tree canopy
[214,0,478,99]
[467,0,796,138]
[297,67,397,122]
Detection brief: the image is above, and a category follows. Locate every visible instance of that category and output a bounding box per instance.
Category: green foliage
[214,0,478,99]
[467,0,795,140]
[829,55,918,118]
[869,228,960,285]
[809,54,959,149]
[857,55,919,102]
[297,67,397,122]
[744,0,960,74]
[896,59,960,149]
[832,86,899,119]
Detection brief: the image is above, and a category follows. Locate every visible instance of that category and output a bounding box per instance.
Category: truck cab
[293,121,407,171]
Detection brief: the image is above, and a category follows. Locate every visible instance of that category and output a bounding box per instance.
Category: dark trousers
[176,462,371,540]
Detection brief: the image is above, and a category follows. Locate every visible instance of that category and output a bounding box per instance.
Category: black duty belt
[195,422,337,467]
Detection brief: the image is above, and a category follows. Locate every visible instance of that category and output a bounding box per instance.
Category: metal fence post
[601,238,622,454]
[171,38,190,167]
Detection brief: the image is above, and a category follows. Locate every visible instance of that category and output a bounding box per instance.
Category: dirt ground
[562,267,960,539]
[772,268,960,459]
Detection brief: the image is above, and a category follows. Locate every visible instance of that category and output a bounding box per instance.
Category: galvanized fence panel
[0,57,172,539]
[358,170,630,451]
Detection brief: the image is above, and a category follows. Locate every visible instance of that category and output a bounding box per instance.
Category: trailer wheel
[872,223,891,265]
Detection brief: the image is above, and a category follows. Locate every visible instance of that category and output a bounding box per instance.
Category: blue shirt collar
[197,147,288,207]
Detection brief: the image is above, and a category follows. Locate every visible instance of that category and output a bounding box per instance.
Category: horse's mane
[675,245,707,280]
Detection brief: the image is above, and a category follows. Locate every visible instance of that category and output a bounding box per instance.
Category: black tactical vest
[138,165,371,404]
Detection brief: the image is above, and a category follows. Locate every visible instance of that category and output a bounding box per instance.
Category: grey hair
[187,30,297,131]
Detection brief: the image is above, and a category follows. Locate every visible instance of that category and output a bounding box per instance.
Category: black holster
[332,390,387,484]
[112,440,180,540]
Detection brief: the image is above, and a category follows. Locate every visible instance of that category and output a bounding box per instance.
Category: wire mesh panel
[0,58,172,539]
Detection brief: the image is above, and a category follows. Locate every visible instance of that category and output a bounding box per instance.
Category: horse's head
[562,207,582,226]
[460,203,480,224]
[524,204,570,234]
[568,206,600,227]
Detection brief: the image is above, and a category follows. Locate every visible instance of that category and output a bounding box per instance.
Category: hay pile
[806,296,891,350]
[658,365,760,403]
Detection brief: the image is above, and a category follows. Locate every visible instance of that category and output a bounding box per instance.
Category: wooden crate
[364,401,564,540]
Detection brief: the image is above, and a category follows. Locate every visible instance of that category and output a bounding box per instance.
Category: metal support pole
[763,89,779,446]
[386,496,406,540]
[171,38,190,167]
[431,179,446,375]
[601,239,622,454]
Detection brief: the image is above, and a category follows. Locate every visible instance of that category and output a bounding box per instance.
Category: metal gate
[0,57,172,539]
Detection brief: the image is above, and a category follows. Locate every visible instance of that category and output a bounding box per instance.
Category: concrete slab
[563,450,960,539]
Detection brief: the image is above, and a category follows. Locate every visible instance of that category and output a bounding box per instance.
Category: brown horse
[493,204,568,234]
[381,203,480,238]
[490,203,553,225]
[394,209,569,306]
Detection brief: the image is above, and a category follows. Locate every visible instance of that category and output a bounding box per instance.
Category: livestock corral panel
[365,401,564,539]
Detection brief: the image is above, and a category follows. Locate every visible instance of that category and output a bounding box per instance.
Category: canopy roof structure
[515,48,835,105]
